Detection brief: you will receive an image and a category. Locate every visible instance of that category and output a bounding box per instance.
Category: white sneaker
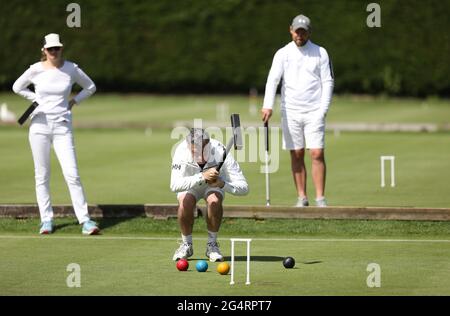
[295,197,309,207]
[315,197,328,207]
[206,242,224,262]
[172,243,193,261]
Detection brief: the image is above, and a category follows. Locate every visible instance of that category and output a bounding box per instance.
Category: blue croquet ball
[196,260,208,272]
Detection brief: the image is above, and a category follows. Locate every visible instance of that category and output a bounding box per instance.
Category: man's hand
[261,108,272,123]
[202,168,219,182]
[68,99,77,110]
[207,178,225,188]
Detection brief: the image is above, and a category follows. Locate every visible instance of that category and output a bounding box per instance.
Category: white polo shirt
[12,61,96,121]
[263,40,334,114]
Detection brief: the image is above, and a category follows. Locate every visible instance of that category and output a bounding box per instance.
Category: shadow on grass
[52,218,139,234]
[95,218,137,231]
[223,256,285,262]
[52,218,132,233]
[302,260,323,264]
[187,257,324,265]
[221,256,324,264]
[53,221,78,233]
[93,205,148,231]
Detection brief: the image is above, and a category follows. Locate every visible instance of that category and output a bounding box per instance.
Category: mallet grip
[17,101,39,125]
[264,121,269,152]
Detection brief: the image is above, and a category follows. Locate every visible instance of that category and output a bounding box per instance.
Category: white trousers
[28,115,90,224]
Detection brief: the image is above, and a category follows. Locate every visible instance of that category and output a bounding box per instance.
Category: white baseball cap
[43,33,63,49]
[291,14,311,31]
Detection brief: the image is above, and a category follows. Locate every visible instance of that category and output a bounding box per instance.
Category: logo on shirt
[172,164,181,170]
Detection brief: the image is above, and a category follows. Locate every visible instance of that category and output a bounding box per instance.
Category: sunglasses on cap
[46,47,61,52]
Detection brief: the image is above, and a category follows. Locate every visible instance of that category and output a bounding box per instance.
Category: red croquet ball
[176,259,189,271]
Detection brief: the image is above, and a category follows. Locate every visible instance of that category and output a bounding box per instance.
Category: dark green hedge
[1,0,449,96]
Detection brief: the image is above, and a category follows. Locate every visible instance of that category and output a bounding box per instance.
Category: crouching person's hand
[207,178,225,188]
[202,168,219,182]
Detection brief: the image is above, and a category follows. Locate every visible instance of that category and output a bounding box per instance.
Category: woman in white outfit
[12,33,99,235]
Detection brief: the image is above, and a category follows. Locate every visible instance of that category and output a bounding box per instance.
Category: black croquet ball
[283,257,295,268]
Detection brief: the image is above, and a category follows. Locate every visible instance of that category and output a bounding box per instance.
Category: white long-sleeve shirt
[263,40,334,114]
[170,139,249,196]
[12,61,96,121]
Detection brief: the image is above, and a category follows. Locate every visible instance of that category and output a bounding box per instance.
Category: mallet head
[230,114,243,150]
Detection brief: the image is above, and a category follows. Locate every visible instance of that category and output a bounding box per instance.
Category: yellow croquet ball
[217,262,230,275]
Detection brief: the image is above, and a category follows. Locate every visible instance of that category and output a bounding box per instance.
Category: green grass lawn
[0,218,449,296]
[1,126,450,207]
[1,93,450,295]
[1,93,450,126]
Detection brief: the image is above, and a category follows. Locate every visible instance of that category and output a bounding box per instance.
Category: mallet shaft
[264,121,270,206]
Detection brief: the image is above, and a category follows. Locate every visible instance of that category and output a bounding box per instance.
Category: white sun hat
[43,33,63,49]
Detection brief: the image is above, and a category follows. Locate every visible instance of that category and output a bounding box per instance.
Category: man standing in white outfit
[13,33,99,234]
[170,128,248,262]
[261,14,334,207]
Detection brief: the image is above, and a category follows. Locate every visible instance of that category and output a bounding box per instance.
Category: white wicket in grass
[249,88,258,117]
[380,156,395,187]
[230,238,252,285]
[216,102,229,122]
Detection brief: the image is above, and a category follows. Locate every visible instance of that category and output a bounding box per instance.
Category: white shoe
[295,197,309,207]
[172,243,193,261]
[206,242,224,262]
[39,221,53,234]
[315,197,328,207]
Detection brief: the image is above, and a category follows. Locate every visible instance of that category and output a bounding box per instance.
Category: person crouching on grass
[12,33,99,235]
[170,128,249,262]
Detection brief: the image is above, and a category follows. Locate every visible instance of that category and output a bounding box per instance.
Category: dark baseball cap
[291,14,311,31]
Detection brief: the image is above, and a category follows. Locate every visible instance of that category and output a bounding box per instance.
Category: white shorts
[281,109,326,150]
[177,182,225,202]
